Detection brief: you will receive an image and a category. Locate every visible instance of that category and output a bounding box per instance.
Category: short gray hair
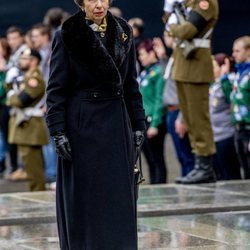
[234,36,250,50]
[74,0,113,7]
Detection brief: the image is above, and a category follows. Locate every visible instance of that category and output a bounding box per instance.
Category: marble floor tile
[0,223,227,250]
[139,211,250,248]
[17,191,56,203]
[2,210,250,250]
[201,180,250,196]
[1,181,250,225]
[137,184,250,216]
[0,193,56,226]
[0,223,59,250]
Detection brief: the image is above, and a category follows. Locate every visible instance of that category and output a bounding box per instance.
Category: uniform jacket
[46,11,145,250]
[7,68,48,146]
[170,0,219,83]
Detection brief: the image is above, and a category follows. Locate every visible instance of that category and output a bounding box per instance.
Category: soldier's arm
[7,77,45,108]
[169,0,215,40]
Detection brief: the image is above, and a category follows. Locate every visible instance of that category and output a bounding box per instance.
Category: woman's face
[83,0,109,25]
[163,31,174,49]
[138,48,157,67]
[212,59,221,79]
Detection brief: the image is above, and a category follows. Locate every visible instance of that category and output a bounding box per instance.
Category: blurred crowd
[0,8,70,191]
[0,5,249,191]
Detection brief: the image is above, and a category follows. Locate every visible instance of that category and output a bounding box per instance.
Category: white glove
[164,0,176,13]
[5,67,19,84]
[165,13,178,31]
[7,89,15,99]
[168,13,178,25]
[163,0,184,13]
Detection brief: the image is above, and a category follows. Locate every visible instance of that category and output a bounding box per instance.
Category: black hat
[21,48,42,62]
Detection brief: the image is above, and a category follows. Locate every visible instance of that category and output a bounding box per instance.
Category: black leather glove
[134,130,145,148]
[53,131,72,161]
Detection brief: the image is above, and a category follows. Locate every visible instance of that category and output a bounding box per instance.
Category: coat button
[93,92,98,98]
[117,90,121,95]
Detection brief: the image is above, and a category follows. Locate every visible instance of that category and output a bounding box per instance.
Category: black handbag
[134,146,145,200]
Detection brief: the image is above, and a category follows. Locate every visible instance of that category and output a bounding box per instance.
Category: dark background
[0,0,249,54]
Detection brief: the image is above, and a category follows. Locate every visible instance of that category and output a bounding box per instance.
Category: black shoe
[0,160,6,176]
[45,176,57,184]
[175,176,184,184]
[179,155,216,184]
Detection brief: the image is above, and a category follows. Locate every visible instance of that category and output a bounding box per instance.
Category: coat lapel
[61,11,133,85]
[105,12,132,69]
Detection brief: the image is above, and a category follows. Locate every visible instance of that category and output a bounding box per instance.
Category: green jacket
[221,63,250,124]
[138,63,165,128]
[0,72,6,105]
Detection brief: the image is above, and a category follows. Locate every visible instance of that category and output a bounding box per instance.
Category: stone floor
[0,180,250,249]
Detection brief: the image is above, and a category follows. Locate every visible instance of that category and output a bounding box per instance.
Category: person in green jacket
[137,39,167,184]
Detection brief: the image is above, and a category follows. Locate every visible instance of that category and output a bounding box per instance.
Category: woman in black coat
[46,0,146,249]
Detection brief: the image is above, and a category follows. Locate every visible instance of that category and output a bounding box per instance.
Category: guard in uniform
[163,0,219,184]
[7,48,48,191]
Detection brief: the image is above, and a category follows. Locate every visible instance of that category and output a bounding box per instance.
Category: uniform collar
[235,62,250,74]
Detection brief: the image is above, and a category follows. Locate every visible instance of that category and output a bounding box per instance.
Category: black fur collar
[61,11,133,85]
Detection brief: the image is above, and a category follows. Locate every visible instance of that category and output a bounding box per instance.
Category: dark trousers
[142,120,167,184]
[235,129,250,179]
[213,136,241,180]
[166,109,194,176]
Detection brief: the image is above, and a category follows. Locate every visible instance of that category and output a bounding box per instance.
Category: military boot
[175,176,183,184]
[178,155,216,184]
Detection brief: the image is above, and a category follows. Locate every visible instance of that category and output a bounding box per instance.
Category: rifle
[173,1,187,24]
[173,2,198,59]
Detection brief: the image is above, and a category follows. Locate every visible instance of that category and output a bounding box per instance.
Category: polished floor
[0,181,250,249]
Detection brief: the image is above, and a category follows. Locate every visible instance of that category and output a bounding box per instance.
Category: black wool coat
[46,10,146,250]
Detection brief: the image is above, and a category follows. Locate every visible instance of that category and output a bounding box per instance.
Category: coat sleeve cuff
[46,113,65,136]
[134,120,146,131]
[133,109,146,131]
